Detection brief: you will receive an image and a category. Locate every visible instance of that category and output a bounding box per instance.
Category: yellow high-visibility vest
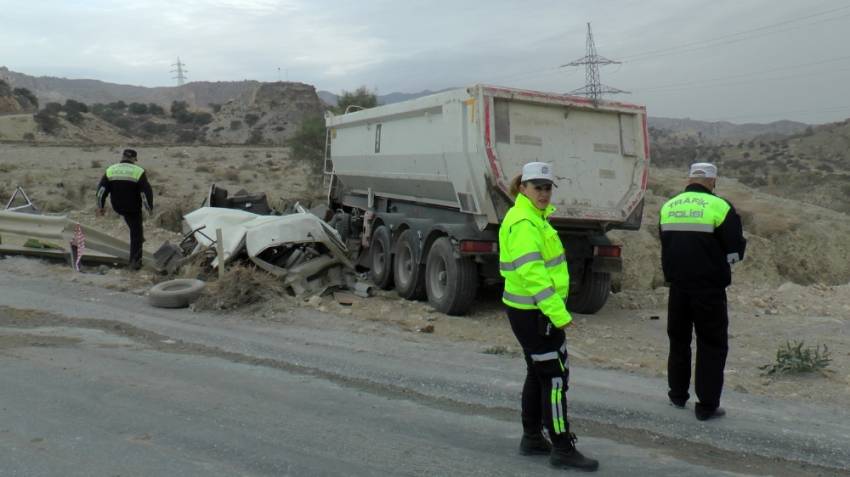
[498,193,571,327]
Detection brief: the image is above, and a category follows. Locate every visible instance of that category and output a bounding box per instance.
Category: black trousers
[506,306,571,447]
[122,212,144,267]
[667,286,729,411]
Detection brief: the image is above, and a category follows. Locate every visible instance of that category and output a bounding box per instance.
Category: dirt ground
[1,143,849,410]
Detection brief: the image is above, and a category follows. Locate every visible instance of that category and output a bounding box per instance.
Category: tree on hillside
[44,102,63,114]
[0,79,11,96]
[287,116,326,163]
[13,88,38,108]
[148,103,165,116]
[63,98,88,125]
[335,86,377,114]
[170,100,189,117]
[64,99,88,114]
[34,109,61,134]
[128,102,149,115]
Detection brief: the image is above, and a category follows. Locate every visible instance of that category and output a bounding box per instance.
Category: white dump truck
[324,84,649,315]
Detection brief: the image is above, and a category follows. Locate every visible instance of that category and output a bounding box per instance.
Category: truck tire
[425,237,478,315]
[148,279,206,308]
[369,225,394,290]
[567,271,611,314]
[393,229,426,300]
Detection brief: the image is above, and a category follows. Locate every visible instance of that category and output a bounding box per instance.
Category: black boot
[550,433,599,472]
[519,433,551,455]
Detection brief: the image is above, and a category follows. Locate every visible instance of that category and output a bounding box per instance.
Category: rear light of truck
[594,245,621,258]
[459,240,498,254]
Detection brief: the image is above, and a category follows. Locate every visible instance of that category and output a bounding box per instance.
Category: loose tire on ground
[393,229,426,300]
[425,237,478,315]
[567,271,611,314]
[148,279,206,308]
[369,225,394,290]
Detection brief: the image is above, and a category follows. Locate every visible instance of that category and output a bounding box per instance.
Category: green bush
[44,102,63,114]
[286,116,325,162]
[171,100,189,118]
[177,129,198,143]
[65,109,84,125]
[245,113,260,126]
[760,341,831,376]
[13,88,38,109]
[192,112,213,126]
[64,99,88,113]
[34,110,61,133]
[128,102,149,115]
[245,129,264,145]
[148,103,165,116]
[142,121,169,136]
[336,86,377,114]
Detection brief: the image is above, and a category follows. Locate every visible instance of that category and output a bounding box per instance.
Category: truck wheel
[425,237,478,315]
[369,225,394,290]
[567,271,611,314]
[393,230,426,300]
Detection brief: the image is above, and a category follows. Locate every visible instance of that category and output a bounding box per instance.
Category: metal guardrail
[0,210,157,270]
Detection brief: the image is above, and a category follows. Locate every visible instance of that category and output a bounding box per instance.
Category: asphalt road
[1,268,848,476]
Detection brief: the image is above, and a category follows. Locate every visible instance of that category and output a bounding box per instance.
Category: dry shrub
[155,202,186,232]
[213,168,240,182]
[193,264,290,311]
[195,164,213,173]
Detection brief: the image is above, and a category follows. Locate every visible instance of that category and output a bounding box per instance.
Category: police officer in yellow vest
[499,162,598,472]
[660,162,746,421]
[96,149,154,270]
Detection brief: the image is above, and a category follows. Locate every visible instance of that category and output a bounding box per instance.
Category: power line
[632,54,850,93]
[484,4,850,89]
[619,4,850,62]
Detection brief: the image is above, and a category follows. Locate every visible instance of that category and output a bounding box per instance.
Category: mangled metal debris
[180,204,366,298]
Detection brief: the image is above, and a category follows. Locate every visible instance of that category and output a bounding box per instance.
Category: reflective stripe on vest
[500,252,566,272]
[659,223,714,233]
[500,251,543,271]
[502,287,556,305]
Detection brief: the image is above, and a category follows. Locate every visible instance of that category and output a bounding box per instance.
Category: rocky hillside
[0,81,326,147]
[648,117,808,143]
[0,79,38,114]
[1,67,258,110]
[650,118,850,214]
[204,82,325,146]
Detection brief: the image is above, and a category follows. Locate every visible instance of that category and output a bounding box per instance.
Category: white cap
[688,162,717,178]
[521,162,556,184]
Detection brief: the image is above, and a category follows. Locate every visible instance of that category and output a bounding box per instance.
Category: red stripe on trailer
[483,98,504,185]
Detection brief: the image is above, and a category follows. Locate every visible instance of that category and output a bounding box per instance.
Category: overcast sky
[2,0,849,124]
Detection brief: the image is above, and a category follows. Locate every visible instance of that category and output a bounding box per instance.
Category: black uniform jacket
[96,160,154,215]
[659,183,747,290]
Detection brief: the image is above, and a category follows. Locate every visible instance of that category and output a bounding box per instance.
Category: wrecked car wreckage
[178,203,363,298]
[152,183,369,301]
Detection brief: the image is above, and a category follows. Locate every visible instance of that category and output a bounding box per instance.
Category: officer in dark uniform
[96,149,153,270]
[659,162,746,421]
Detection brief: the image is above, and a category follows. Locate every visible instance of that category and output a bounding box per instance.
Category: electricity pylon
[562,23,628,103]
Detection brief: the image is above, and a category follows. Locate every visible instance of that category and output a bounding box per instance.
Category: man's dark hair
[122,148,138,159]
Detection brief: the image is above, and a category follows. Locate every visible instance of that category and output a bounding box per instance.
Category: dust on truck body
[324,84,649,315]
